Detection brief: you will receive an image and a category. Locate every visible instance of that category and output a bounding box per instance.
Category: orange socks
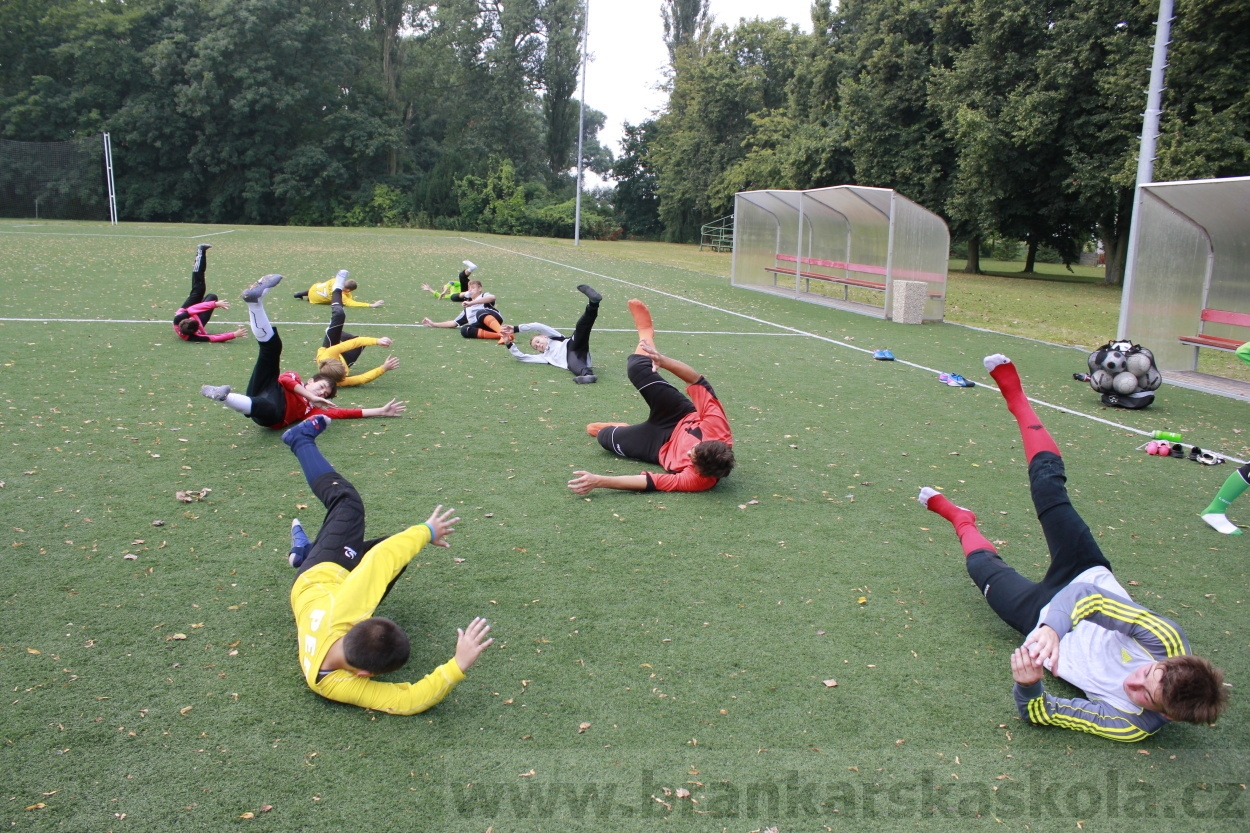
[628,299,655,349]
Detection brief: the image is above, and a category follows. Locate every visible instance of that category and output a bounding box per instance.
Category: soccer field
[2,221,1247,832]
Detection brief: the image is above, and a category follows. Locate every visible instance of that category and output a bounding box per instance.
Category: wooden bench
[1178,308,1250,352]
[764,266,886,293]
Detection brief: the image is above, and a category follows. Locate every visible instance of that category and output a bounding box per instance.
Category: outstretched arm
[567,471,649,495]
[639,340,701,385]
[421,317,458,328]
[361,398,406,417]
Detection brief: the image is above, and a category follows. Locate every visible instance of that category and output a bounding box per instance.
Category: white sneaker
[462,260,477,274]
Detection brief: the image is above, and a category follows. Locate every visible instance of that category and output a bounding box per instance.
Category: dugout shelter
[1118,175,1250,397]
[730,185,949,321]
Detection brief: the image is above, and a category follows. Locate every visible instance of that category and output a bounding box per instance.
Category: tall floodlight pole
[1116,0,1175,340]
[573,1,589,246]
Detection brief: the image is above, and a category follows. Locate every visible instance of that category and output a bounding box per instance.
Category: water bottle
[1152,430,1182,442]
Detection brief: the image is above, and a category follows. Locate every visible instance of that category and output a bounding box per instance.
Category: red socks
[989,360,1060,462]
[925,492,996,557]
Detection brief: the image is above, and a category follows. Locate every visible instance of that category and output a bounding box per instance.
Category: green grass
[2,221,1249,832]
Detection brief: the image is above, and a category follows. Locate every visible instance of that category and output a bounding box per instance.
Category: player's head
[342,617,410,675]
[690,440,735,481]
[344,279,359,292]
[177,318,200,336]
[1159,655,1228,724]
[531,335,550,353]
[307,374,339,399]
[467,279,483,298]
[317,359,348,383]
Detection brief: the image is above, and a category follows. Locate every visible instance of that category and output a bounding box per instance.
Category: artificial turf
[1,221,1247,832]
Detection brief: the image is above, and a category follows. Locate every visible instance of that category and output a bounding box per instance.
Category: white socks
[334,269,349,291]
[1202,513,1243,535]
[247,303,273,342]
[224,393,252,415]
[983,354,1011,372]
[917,486,941,508]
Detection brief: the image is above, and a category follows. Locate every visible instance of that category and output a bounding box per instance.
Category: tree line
[2,1,1247,277]
[0,0,612,235]
[622,0,1250,281]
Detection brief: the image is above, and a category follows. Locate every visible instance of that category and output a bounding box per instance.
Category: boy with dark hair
[568,299,734,494]
[199,273,405,428]
[919,353,1228,740]
[294,270,384,307]
[499,284,602,384]
[420,262,507,341]
[282,415,492,713]
[172,244,247,343]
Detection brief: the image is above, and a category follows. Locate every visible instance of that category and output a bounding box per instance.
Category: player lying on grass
[569,299,734,494]
[420,267,507,341]
[919,353,1227,741]
[1201,342,1250,534]
[294,270,384,307]
[314,271,398,387]
[282,415,492,714]
[172,244,247,343]
[499,284,602,384]
[199,273,405,428]
[421,260,477,300]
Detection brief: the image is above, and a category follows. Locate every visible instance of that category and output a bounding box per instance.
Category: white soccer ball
[1090,368,1114,392]
[1126,352,1152,377]
[1110,340,1134,353]
[1101,350,1127,374]
[1113,371,1140,395]
[1141,366,1162,391]
[1089,349,1108,373]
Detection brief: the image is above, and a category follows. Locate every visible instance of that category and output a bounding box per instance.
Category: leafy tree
[537,0,585,182]
[661,0,710,66]
[613,120,663,237]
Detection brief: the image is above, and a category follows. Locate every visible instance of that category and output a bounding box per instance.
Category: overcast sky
[584,0,817,164]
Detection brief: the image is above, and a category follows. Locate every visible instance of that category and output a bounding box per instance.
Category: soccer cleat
[201,384,231,401]
[574,374,598,384]
[281,415,332,447]
[462,260,477,274]
[241,273,283,303]
[939,373,975,388]
[1202,513,1243,535]
[197,243,212,252]
[288,550,305,568]
[577,284,602,304]
[872,349,894,361]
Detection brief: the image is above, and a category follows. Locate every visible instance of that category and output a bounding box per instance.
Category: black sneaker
[577,284,602,304]
[574,374,598,384]
[241,273,283,303]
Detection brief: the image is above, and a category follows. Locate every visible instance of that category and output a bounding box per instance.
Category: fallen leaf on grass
[453,557,466,563]
[123,554,138,561]
[176,488,212,503]
[823,679,838,687]
[27,648,41,655]
[240,812,254,819]
[168,633,187,641]
[179,706,193,715]
[856,596,867,605]
[676,788,691,798]
[296,504,307,510]
[578,722,591,733]
[1128,580,1141,586]
[151,520,165,527]
[518,769,535,778]
[25,803,45,811]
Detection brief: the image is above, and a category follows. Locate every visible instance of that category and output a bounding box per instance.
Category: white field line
[0,228,236,240]
[464,237,1230,452]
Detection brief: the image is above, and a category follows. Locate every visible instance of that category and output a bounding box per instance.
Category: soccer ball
[1110,340,1134,353]
[1137,346,1155,365]
[1113,371,1140,395]
[1141,366,1162,391]
[1089,349,1109,373]
[1101,350,1127,374]
[1090,368,1114,393]
[1126,352,1152,377]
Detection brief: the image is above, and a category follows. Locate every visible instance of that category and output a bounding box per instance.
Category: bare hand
[377,337,394,348]
[308,394,335,408]
[424,504,459,546]
[233,325,249,339]
[1022,624,1060,674]
[421,317,435,327]
[379,398,406,417]
[500,324,515,337]
[371,300,384,307]
[382,354,400,371]
[216,300,231,311]
[567,470,600,495]
[421,283,434,293]
[454,617,493,672]
[1011,646,1044,686]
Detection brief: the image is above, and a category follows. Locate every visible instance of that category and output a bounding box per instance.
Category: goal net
[0,134,109,221]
